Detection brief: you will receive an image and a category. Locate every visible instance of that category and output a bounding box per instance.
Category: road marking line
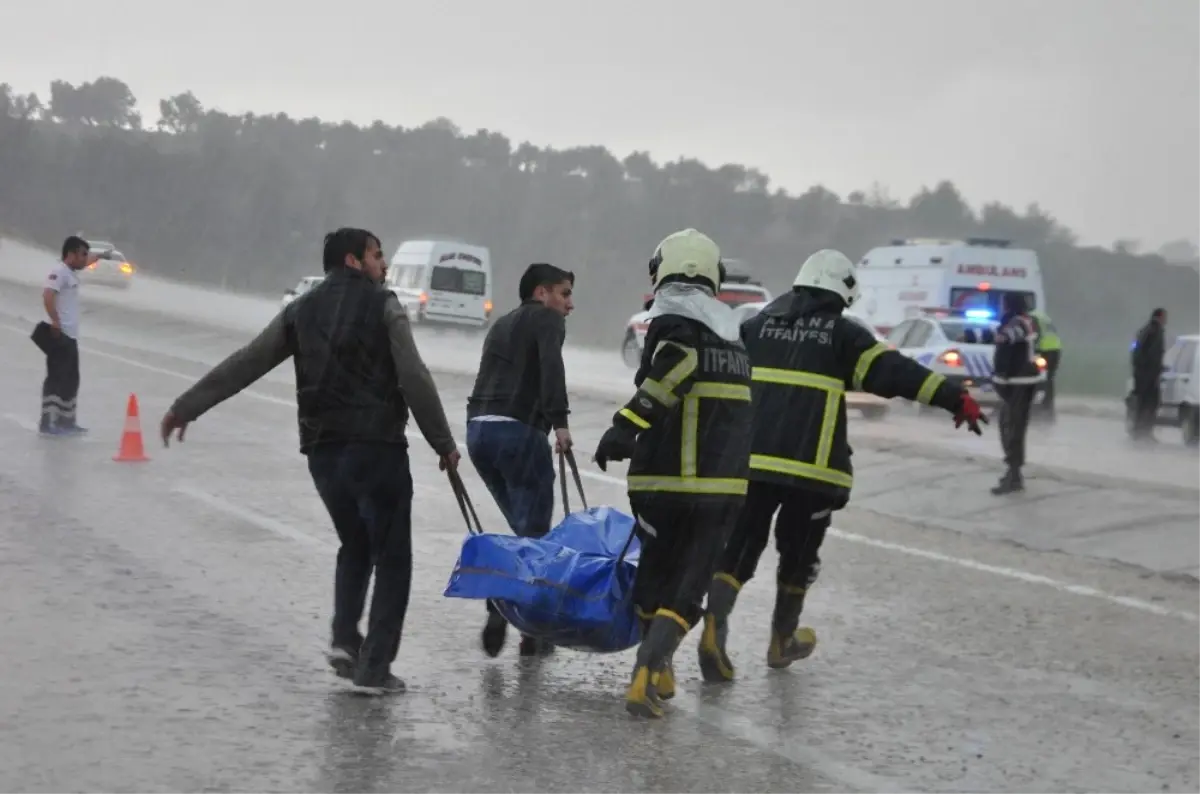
[8,323,1195,624]
[171,484,334,551]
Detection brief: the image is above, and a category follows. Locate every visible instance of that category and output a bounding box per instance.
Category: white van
[854,238,1047,335]
[386,239,494,328]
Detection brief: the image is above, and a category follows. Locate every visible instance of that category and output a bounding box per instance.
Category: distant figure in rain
[1130,308,1168,441]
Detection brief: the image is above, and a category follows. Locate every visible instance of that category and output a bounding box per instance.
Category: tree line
[2,76,1196,393]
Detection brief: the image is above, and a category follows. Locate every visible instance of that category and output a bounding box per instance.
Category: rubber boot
[697,573,741,683]
[990,467,1025,496]
[626,611,687,719]
[636,612,676,700]
[767,585,817,669]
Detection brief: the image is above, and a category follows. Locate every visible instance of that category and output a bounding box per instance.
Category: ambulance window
[904,321,933,348]
[886,320,915,347]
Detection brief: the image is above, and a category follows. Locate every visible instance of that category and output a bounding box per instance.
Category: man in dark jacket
[696,249,986,684]
[159,227,460,695]
[1131,308,1168,440]
[990,293,1043,495]
[466,262,574,658]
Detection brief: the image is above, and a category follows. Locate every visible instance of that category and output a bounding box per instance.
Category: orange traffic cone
[113,393,150,463]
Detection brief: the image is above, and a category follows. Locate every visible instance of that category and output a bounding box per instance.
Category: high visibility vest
[1029,310,1063,352]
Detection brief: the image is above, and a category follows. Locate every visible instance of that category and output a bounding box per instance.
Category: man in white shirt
[38,235,92,435]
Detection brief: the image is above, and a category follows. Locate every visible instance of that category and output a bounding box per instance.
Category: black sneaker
[351,670,406,695]
[482,610,508,658]
[325,644,359,680]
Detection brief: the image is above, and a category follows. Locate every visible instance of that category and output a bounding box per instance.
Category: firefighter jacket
[992,311,1043,386]
[611,312,754,499]
[741,289,963,506]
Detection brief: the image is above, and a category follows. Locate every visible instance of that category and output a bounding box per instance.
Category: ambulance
[854,238,1047,335]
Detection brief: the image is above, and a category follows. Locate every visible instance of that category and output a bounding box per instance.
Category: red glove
[954,392,988,435]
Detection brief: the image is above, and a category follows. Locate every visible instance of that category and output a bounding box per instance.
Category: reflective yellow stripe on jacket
[749,366,852,489]
[626,381,751,496]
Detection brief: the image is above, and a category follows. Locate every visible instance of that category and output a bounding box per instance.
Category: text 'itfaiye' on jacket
[740,290,962,505]
[613,314,754,498]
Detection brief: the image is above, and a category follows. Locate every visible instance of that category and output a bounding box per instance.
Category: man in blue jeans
[160,227,459,695]
[466,262,575,657]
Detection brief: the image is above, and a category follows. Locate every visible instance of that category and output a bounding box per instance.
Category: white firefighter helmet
[792,249,860,308]
[649,228,722,292]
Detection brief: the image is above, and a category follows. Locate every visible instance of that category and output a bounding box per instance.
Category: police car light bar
[964,308,994,320]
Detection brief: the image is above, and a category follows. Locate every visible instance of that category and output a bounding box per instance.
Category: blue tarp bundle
[443,506,642,653]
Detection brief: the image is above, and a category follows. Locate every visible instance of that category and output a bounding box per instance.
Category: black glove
[593,425,636,472]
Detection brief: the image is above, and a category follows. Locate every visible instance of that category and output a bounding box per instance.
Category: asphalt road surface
[0,273,1196,792]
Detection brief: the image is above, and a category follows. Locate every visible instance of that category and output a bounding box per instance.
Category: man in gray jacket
[160,227,459,694]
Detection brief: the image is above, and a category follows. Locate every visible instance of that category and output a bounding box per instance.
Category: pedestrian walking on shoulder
[466,262,575,658]
[34,235,94,436]
[159,227,460,695]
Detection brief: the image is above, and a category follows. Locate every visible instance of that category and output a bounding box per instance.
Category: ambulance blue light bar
[964,308,994,321]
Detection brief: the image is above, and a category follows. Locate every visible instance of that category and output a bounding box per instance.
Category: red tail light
[939,349,964,367]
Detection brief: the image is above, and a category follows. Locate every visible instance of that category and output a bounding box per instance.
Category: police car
[620,264,772,368]
[730,301,892,420]
[281,276,325,308]
[884,307,1047,406]
[1124,333,1200,445]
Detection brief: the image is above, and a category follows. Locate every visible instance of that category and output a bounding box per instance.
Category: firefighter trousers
[996,384,1035,470]
[716,481,833,592]
[628,494,743,629]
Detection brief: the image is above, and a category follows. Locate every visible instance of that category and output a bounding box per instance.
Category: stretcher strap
[447,468,485,537]
[615,521,638,568]
[558,449,589,517]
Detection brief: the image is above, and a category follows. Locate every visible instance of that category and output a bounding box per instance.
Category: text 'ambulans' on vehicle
[620,259,771,368]
[853,237,1047,337]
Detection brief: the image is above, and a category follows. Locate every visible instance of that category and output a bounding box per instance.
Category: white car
[1124,333,1200,445]
[281,276,325,308]
[621,281,772,368]
[883,308,1048,407]
[730,300,892,420]
[79,240,136,289]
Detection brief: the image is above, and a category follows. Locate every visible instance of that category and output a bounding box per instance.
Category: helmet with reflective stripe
[648,228,724,293]
[792,249,860,308]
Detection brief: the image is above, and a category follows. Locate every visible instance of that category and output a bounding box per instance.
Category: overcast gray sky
[3,0,1196,249]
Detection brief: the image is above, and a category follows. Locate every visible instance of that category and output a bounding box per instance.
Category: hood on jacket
[646,282,742,342]
[760,287,846,322]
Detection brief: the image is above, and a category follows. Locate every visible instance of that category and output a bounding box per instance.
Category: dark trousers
[629,494,743,628]
[717,481,833,592]
[1132,383,1161,437]
[466,419,555,539]
[1040,349,1061,414]
[996,384,1035,470]
[40,334,80,429]
[307,442,414,676]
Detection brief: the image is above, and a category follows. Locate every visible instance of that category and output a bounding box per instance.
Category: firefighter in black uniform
[696,249,988,683]
[593,228,753,719]
[991,293,1043,495]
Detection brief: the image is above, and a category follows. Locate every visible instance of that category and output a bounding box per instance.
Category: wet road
[0,277,1197,791]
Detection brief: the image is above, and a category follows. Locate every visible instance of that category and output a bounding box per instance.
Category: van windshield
[430,266,487,296]
[949,288,1036,319]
